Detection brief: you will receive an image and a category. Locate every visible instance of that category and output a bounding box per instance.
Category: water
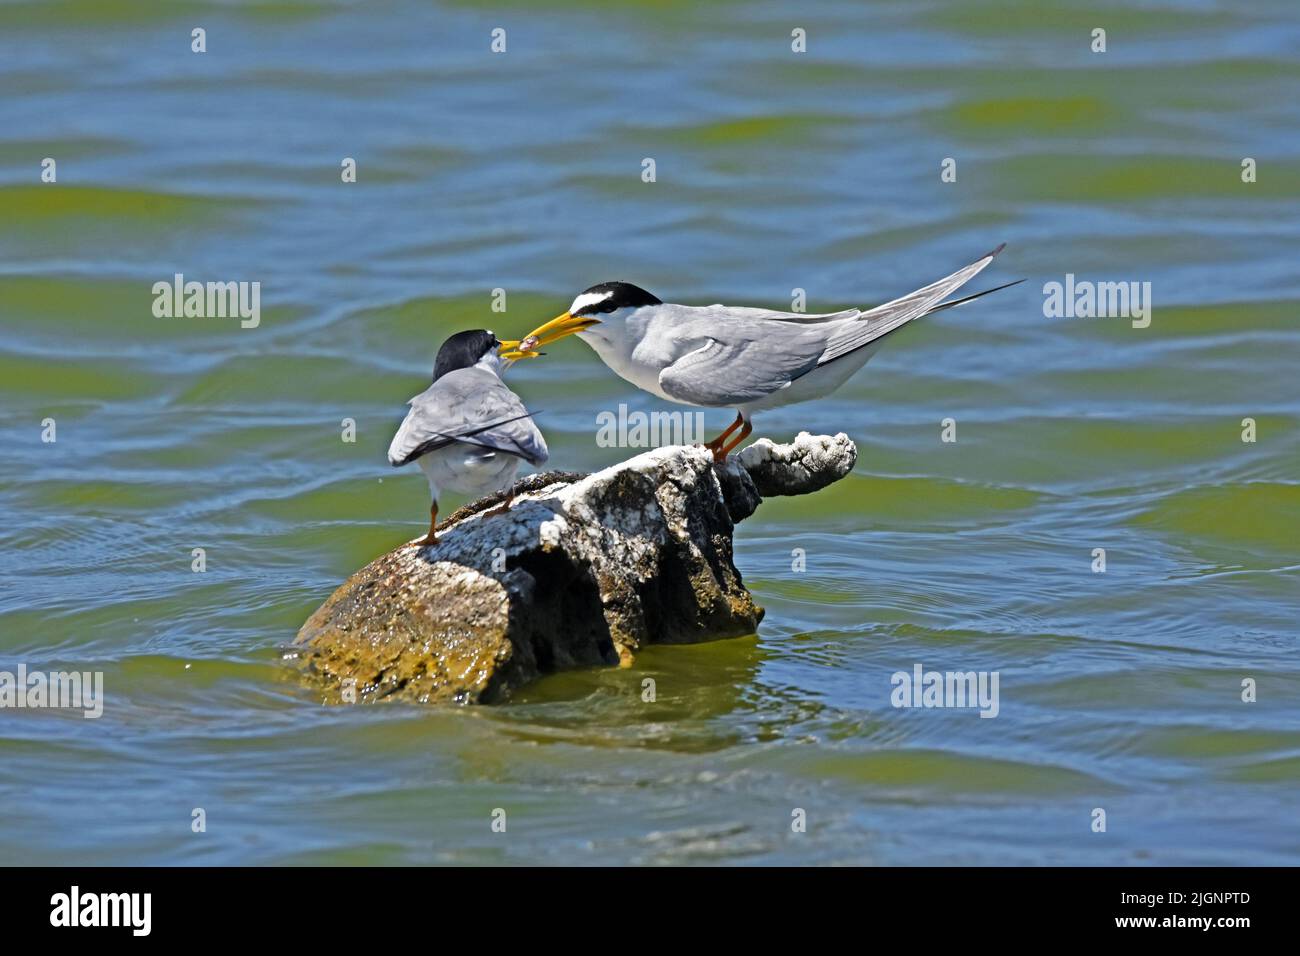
[1,0,1297,865]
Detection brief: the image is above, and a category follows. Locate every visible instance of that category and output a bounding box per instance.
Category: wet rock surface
[293,432,857,704]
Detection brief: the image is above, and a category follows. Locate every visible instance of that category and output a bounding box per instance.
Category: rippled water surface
[1,0,1298,865]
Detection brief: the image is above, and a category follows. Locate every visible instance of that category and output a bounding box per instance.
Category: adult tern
[516,245,1019,460]
[388,329,547,545]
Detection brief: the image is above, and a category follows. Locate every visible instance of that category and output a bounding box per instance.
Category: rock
[292,432,857,705]
[733,431,858,498]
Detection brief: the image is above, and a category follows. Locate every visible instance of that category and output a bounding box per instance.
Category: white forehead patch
[569,290,613,314]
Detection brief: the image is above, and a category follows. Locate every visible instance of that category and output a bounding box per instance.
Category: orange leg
[484,482,516,519]
[718,419,753,459]
[419,502,438,546]
[703,412,744,463]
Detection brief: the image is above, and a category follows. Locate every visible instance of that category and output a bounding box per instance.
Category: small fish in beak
[516,312,602,353]
[497,338,543,362]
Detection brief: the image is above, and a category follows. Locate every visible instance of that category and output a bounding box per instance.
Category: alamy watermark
[50,886,150,936]
[152,273,261,328]
[0,665,103,718]
[1043,274,1151,328]
[596,403,707,448]
[890,663,999,718]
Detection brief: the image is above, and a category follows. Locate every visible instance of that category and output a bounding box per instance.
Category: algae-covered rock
[293,432,856,704]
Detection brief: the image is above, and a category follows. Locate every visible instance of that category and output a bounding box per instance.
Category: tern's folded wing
[657,326,827,407]
[694,304,862,324]
[387,368,548,467]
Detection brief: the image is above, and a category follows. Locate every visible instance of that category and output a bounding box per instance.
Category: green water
[1,0,1297,864]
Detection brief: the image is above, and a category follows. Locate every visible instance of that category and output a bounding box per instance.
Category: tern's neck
[577,307,639,359]
[474,352,508,377]
[577,307,669,398]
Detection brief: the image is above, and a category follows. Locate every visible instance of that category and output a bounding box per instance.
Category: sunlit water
[1,0,1297,865]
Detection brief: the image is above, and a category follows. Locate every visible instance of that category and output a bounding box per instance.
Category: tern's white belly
[418,443,520,499]
[739,339,887,414]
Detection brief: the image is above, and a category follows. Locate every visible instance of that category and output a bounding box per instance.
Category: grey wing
[655,244,1005,405]
[694,304,862,324]
[388,368,548,467]
[657,322,829,407]
[817,244,1004,366]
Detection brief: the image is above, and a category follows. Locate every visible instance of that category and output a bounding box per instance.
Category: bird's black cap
[434,329,498,380]
[572,281,662,316]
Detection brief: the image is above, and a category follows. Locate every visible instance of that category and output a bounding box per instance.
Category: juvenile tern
[517,245,1019,460]
[388,329,547,546]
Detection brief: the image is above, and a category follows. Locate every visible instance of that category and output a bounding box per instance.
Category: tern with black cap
[516,245,1020,461]
[388,329,547,546]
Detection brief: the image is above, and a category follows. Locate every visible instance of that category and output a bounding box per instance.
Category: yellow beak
[515,312,602,355]
[496,338,541,362]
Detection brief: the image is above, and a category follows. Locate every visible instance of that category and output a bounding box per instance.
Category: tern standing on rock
[388,329,547,546]
[517,245,1020,461]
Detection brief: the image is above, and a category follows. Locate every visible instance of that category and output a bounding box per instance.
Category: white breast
[577,307,694,405]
